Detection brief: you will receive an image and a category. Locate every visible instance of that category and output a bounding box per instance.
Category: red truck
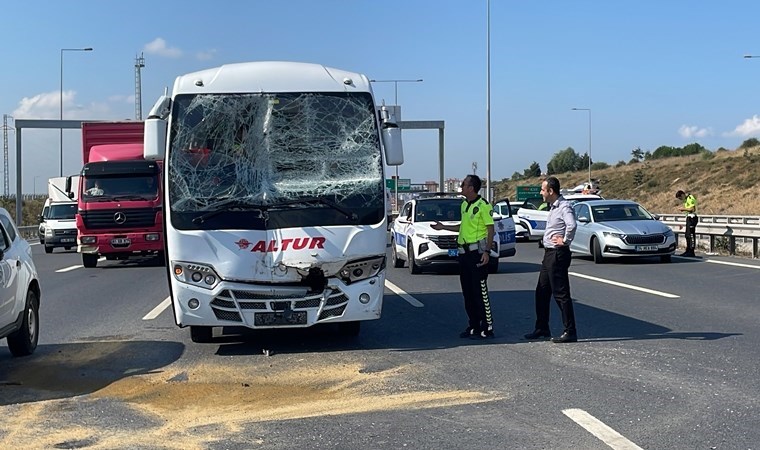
[68,121,164,268]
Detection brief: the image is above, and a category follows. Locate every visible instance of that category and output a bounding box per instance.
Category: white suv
[390,194,516,274]
[0,208,42,357]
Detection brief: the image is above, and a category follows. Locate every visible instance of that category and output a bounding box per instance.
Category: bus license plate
[637,245,658,252]
[254,311,307,326]
[448,249,458,257]
[111,238,131,245]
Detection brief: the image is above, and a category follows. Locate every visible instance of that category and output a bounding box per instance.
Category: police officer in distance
[432,174,496,339]
[675,190,698,257]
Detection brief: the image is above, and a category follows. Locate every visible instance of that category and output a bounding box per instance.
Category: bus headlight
[338,256,385,285]
[172,261,221,290]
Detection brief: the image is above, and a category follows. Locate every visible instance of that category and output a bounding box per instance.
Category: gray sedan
[570,200,676,263]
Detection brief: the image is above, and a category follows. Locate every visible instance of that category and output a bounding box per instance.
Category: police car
[390,193,516,274]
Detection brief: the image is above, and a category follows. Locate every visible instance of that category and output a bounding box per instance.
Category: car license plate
[61,238,75,243]
[448,249,458,257]
[637,245,658,252]
[254,311,307,326]
[111,238,131,245]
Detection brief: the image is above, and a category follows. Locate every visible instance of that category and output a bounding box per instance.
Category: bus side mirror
[380,105,403,166]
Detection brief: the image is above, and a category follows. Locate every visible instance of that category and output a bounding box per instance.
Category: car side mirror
[578,216,590,223]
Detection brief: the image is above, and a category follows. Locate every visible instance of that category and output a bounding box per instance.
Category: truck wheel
[190,326,213,343]
[82,253,99,268]
[7,289,39,357]
[44,246,53,254]
[391,238,404,268]
[337,321,361,337]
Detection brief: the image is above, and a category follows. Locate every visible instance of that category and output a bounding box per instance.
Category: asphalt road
[1,241,759,449]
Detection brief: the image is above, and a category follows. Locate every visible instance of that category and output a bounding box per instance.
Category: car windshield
[415,199,462,222]
[592,204,653,222]
[48,203,77,220]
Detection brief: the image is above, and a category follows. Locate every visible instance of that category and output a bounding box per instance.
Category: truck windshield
[167,92,384,230]
[48,203,77,220]
[83,175,159,201]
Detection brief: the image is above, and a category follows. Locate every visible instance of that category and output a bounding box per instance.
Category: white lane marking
[54,257,108,273]
[569,272,679,298]
[143,296,171,320]
[563,408,644,450]
[706,259,760,270]
[384,280,424,307]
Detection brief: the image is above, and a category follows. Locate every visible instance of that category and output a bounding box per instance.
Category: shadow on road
[0,340,184,406]
[208,287,741,357]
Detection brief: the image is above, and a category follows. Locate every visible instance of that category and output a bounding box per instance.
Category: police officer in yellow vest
[432,174,496,339]
[676,190,698,257]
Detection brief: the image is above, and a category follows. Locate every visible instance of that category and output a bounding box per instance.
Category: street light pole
[486,0,492,202]
[60,47,93,177]
[572,107,592,184]
[33,175,41,196]
[368,78,423,211]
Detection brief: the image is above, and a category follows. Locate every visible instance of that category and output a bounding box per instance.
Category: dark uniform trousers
[458,249,492,332]
[535,246,576,335]
[685,215,699,253]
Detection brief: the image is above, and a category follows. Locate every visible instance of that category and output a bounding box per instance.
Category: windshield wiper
[268,197,358,221]
[192,199,267,224]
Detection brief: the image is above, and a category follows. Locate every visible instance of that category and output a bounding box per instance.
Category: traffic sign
[516,185,541,201]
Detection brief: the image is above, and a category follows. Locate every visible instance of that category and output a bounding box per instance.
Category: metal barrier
[657,214,760,258]
[18,225,39,241]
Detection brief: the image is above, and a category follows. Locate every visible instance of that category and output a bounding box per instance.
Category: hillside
[493,146,760,216]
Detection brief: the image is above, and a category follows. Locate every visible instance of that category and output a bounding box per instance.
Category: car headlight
[663,228,674,237]
[603,231,626,240]
[338,256,385,285]
[45,228,53,237]
[172,261,220,290]
[414,233,431,240]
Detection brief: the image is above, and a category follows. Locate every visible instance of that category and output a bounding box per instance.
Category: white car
[494,199,533,241]
[516,193,603,241]
[390,194,516,274]
[570,200,676,263]
[0,208,42,357]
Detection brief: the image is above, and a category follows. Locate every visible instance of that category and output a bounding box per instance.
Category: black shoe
[470,329,494,340]
[551,332,578,343]
[679,251,695,257]
[524,329,552,340]
[459,327,477,339]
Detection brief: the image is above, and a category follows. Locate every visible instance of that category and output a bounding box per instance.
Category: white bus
[144,61,403,343]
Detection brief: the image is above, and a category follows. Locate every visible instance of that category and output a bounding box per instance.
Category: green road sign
[516,185,541,201]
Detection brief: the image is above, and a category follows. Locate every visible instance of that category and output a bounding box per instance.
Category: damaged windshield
[167,92,384,230]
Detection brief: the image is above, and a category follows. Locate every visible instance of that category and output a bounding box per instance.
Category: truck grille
[209,287,349,325]
[624,234,665,245]
[81,208,158,229]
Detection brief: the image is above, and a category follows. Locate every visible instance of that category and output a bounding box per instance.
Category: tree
[631,147,644,162]
[739,138,760,149]
[523,161,541,178]
[510,171,523,181]
[547,147,583,174]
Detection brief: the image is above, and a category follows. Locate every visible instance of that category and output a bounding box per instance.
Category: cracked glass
[167,92,384,230]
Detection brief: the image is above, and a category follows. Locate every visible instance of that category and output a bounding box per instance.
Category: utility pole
[1,114,12,197]
[135,53,146,120]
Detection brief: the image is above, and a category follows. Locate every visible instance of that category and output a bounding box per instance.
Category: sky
[2,0,760,194]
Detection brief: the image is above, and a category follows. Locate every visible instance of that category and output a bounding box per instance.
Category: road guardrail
[657,214,760,258]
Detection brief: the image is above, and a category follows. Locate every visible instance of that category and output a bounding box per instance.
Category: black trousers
[685,215,699,253]
[458,251,493,332]
[534,246,576,335]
